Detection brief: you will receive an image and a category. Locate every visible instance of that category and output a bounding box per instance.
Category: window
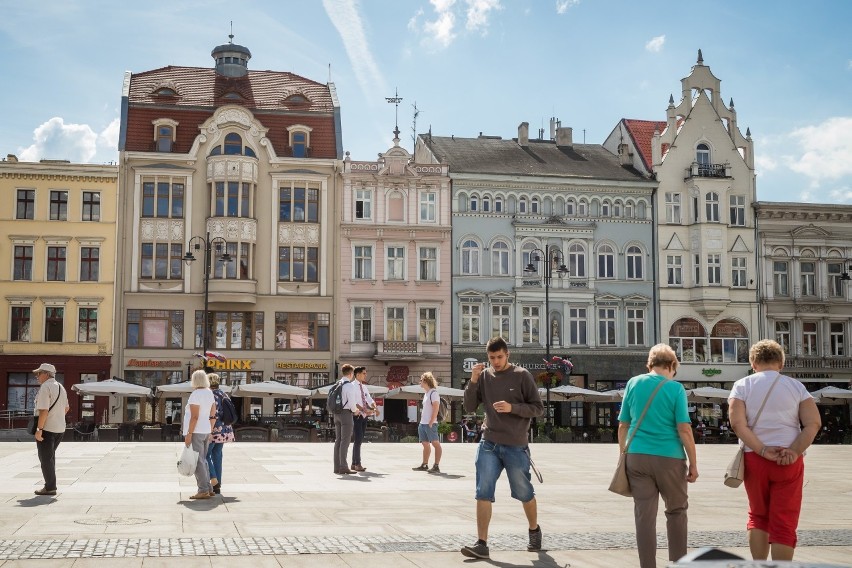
[481,195,491,212]
[707,254,721,285]
[522,306,540,344]
[7,373,41,412]
[81,191,100,221]
[49,190,68,220]
[355,189,372,219]
[626,246,643,279]
[627,308,645,346]
[531,197,540,214]
[696,143,710,167]
[693,195,700,223]
[80,247,100,281]
[828,263,844,297]
[220,132,256,156]
[469,194,478,212]
[279,182,319,223]
[613,202,622,217]
[802,321,818,355]
[625,202,634,218]
[800,262,815,296]
[141,243,183,280]
[156,125,174,152]
[522,243,536,275]
[492,304,510,341]
[731,257,747,288]
[705,192,720,222]
[669,318,707,363]
[461,240,480,275]
[214,181,253,218]
[142,178,184,218]
[198,311,263,350]
[491,241,510,276]
[16,189,35,219]
[518,197,527,214]
[274,313,329,350]
[710,319,749,363]
[354,246,373,279]
[353,307,372,341]
[829,322,845,356]
[667,255,683,286]
[694,254,701,285]
[568,307,586,345]
[598,308,616,346]
[11,306,31,342]
[420,192,436,222]
[278,246,318,282]
[568,243,585,278]
[773,261,789,296]
[601,200,611,217]
[419,247,437,280]
[419,307,437,342]
[386,246,405,280]
[78,307,97,343]
[47,246,66,281]
[578,200,588,216]
[665,192,681,223]
[291,131,308,157]
[386,307,405,341]
[775,321,791,354]
[13,245,33,281]
[461,304,480,343]
[127,309,183,348]
[45,307,64,342]
[729,195,746,226]
[565,199,576,216]
[597,245,615,279]
[494,197,503,213]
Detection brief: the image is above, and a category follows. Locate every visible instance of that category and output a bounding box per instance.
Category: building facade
[416,122,657,428]
[114,38,342,421]
[605,51,759,398]
[338,132,452,422]
[0,156,118,425]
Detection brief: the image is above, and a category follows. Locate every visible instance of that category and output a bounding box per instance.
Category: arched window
[669,318,707,363]
[491,241,510,275]
[696,143,710,165]
[224,133,243,155]
[578,199,588,216]
[461,239,480,275]
[469,194,479,212]
[601,200,611,217]
[705,192,720,222]
[566,198,576,216]
[531,197,540,214]
[522,242,537,273]
[518,196,528,214]
[626,246,643,279]
[625,201,634,218]
[710,319,749,363]
[494,196,503,213]
[482,195,491,212]
[292,131,307,157]
[568,243,585,277]
[613,201,622,217]
[597,244,615,278]
[156,125,173,152]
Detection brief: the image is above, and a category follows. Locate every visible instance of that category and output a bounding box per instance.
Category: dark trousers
[352,415,368,465]
[333,410,353,472]
[36,431,64,491]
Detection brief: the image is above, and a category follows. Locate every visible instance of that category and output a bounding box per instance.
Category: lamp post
[183,232,232,370]
[524,245,569,428]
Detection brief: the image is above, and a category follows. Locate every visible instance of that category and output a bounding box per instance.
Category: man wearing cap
[32,363,69,496]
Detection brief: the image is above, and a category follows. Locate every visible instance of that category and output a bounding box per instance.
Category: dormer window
[223,92,243,100]
[284,94,309,105]
[287,125,312,158]
[152,119,178,153]
[154,87,177,97]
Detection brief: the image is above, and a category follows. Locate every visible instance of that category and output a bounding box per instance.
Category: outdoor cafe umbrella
[310,384,388,398]
[686,386,732,403]
[810,386,852,404]
[548,384,616,402]
[72,378,152,398]
[155,381,232,395]
[380,385,466,400]
[229,381,312,398]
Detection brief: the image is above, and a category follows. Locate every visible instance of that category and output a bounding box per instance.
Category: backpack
[326,380,346,414]
[220,394,238,426]
[431,390,450,422]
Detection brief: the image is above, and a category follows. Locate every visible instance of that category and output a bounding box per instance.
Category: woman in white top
[728,339,821,562]
[412,372,442,474]
[183,370,216,500]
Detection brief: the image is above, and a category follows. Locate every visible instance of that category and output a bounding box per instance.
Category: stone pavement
[0,440,849,567]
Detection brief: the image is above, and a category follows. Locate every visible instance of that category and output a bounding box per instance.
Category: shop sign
[208,359,253,370]
[127,359,182,368]
[462,358,478,372]
[276,362,328,370]
[701,368,722,377]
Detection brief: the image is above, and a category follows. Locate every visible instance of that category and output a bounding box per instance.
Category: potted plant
[437,421,453,442]
[598,427,614,442]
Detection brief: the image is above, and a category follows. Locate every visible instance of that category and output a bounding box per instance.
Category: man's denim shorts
[418,423,439,443]
[474,439,534,502]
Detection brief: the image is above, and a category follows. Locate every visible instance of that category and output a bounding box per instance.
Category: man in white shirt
[32,363,69,496]
[333,364,361,475]
[350,366,377,472]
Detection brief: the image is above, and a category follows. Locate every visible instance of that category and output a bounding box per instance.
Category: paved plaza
[0,440,849,567]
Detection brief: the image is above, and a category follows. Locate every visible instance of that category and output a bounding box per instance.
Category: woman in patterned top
[206,373,235,495]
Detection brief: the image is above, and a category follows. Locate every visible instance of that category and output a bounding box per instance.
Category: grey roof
[420,135,650,182]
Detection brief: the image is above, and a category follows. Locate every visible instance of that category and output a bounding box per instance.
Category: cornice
[0,171,117,183]
[451,178,655,194]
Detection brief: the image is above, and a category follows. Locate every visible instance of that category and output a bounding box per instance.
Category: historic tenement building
[114,37,342,421]
[604,50,759,393]
[337,130,452,422]
[0,157,118,425]
[416,121,657,428]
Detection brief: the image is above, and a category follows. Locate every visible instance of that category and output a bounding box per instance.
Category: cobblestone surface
[0,530,850,560]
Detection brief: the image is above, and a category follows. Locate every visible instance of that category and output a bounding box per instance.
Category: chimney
[518,122,529,146]
[556,127,573,148]
[6,154,18,163]
[549,117,556,140]
[618,143,632,166]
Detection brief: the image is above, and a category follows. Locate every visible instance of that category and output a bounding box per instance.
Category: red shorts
[743,451,804,548]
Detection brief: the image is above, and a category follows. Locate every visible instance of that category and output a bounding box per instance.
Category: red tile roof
[622,119,667,172]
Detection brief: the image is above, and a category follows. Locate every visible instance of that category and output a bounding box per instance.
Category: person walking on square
[183,370,216,500]
[333,364,359,475]
[351,366,377,472]
[412,372,442,474]
[728,339,821,562]
[206,373,235,495]
[618,343,698,568]
[32,363,69,496]
[460,337,544,560]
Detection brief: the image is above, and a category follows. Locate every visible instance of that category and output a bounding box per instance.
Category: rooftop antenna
[411,101,420,148]
[229,21,234,43]
[385,87,403,143]
[583,129,586,144]
[328,63,332,83]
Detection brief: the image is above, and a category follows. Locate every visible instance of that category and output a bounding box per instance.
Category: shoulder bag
[724,373,781,488]
[608,377,670,497]
[28,384,63,436]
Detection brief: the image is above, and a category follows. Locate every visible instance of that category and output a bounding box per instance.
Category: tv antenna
[411,101,420,147]
[385,88,403,142]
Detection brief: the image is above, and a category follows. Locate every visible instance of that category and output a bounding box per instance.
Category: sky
[1,0,850,204]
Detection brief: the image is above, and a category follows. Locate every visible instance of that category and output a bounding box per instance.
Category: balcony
[786,356,852,370]
[685,162,730,179]
[374,340,429,361]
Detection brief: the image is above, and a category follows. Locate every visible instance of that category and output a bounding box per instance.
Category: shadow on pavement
[179,498,224,510]
[16,496,56,507]
[468,550,569,568]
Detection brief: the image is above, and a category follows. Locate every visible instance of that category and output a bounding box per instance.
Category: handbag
[28,384,63,436]
[724,373,781,488]
[608,377,670,497]
[177,444,199,477]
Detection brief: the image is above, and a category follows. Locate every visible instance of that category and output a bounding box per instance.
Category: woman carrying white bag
[180,370,216,499]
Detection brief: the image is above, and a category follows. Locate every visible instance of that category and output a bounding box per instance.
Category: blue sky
[1,0,850,203]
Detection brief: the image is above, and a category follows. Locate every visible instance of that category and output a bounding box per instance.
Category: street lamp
[524,245,569,428]
[183,232,232,369]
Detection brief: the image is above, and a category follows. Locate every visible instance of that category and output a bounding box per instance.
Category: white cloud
[322,0,387,103]
[465,0,502,33]
[99,118,120,151]
[828,186,852,203]
[645,35,665,53]
[556,0,579,14]
[19,117,99,163]
[787,117,852,183]
[423,0,457,48]
[754,154,778,174]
